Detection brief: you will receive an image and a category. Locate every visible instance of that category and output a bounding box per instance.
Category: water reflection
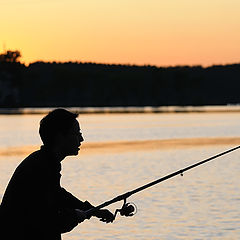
[1,113,240,147]
[0,112,240,239]
[59,146,240,240]
[1,146,239,239]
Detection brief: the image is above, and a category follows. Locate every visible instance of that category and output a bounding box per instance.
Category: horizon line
[21,59,240,69]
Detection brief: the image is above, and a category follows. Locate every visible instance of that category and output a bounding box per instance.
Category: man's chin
[75,147,81,154]
[68,148,80,156]
[73,150,80,156]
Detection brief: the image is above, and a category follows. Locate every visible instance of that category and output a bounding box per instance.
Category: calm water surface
[0,113,240,240]
[0,112,240,147]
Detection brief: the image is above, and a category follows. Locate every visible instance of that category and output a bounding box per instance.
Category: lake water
[0,112,240,240]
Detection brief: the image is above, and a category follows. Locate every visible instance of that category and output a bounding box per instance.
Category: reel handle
[113,198,137,220]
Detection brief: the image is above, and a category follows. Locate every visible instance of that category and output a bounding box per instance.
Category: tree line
[0,50,240,107]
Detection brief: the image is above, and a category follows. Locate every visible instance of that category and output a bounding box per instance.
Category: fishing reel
[113,198,137,220]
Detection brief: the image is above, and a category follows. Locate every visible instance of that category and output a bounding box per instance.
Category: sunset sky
[1,0,240,66]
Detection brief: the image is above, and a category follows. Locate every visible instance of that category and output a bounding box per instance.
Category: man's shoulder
[5,149,44,187]
[16,149,44,172]
[23,149,42,162]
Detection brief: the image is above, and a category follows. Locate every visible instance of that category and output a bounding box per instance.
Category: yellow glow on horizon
[1,0,240,66]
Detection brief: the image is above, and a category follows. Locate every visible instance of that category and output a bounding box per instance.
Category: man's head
[39,108,84,157]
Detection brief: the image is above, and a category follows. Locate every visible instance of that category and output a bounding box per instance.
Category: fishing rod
[85,145,240,220]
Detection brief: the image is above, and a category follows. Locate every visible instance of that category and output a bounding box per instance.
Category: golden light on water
[1,0,240,66]
[1,137,240,156]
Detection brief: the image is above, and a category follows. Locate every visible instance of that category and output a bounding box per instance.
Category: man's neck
[42,145,66,162]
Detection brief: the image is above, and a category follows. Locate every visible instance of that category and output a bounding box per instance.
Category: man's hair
[39,108,79,146]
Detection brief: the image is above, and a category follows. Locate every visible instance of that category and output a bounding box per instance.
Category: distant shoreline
[0,105,240,114]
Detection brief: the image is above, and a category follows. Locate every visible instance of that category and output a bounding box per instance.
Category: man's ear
[54,132,65,145]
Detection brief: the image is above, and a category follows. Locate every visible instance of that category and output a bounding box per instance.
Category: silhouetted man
[0,109,114,240]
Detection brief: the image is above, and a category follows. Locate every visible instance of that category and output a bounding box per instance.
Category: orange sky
[1,0,240,66]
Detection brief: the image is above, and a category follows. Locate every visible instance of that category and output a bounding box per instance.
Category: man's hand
[75,209,87,223]
[95,209,115,223]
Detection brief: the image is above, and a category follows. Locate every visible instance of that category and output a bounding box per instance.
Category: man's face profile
[59,119,84,156]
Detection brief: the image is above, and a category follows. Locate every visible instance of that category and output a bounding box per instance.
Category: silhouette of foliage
[0,50,240,107]
[0,50,25,107]
[0,50,21,63]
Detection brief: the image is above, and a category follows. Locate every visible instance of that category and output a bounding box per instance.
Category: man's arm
[58,187,93,210]
[58,187,114,223]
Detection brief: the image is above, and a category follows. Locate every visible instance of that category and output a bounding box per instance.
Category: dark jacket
[0,146,92,240]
